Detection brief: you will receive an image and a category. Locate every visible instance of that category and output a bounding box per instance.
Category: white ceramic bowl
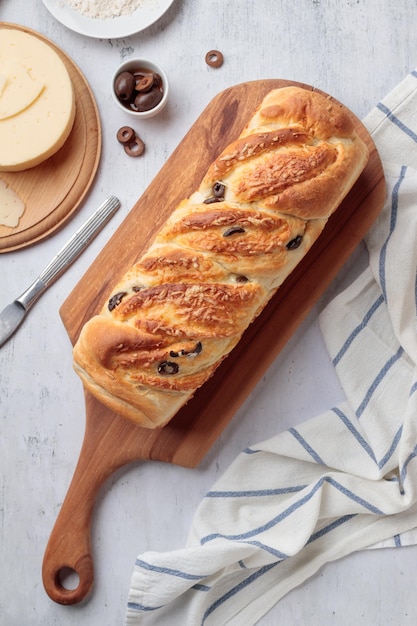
[111,58,169,119]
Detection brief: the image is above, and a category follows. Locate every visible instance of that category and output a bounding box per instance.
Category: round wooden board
[0,23,101,253]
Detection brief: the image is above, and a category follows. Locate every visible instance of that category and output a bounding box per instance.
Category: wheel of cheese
[0,28,76,172]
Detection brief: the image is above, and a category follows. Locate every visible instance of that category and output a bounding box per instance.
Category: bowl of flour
[42,0,176,38]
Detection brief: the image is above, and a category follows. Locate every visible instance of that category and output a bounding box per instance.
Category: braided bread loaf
[73,86,369,428]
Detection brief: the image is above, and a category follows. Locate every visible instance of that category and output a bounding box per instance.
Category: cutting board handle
[42,392,148,605]
[42,435,99,603]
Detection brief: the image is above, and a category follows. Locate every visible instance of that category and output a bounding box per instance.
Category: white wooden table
[1,1,417,624]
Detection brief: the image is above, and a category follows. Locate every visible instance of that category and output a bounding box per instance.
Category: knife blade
[0,195,121,349]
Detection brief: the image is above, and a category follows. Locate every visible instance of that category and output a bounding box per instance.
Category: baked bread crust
[73,86,369,428]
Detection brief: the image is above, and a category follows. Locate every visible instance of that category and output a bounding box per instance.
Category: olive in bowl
[112,58,168,119]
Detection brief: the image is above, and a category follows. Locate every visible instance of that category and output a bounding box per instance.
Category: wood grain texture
[0,22,101,252]
[42,79,386,605]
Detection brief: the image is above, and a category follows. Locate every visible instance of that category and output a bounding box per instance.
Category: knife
[0,195,121,349]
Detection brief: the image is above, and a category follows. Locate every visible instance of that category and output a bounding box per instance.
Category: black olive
[204,182,225,204]
[203,196,222,204]
[135,74,154,93]
[286,234,303,250]
[134,87,163,112]
[114,72,135,101]
[223,226,245,237]
[213,182,225,198]
[108,292,128,311]
[151,72,163,89]
[188,341,202,357]
[235,275,249,283]
[132,285,144,292]
[169,342,202,358]
[158,361,180,375]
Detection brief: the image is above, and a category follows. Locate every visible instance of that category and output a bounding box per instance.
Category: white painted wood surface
[1,1,417,624]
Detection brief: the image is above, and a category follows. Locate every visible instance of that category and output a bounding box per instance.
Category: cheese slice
[0,179,25,227]
[0,28,76,172]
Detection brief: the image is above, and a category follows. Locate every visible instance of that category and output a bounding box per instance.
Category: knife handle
[17,196,121,311]
[40,195,121,285]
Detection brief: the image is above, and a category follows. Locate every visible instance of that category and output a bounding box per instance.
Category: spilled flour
[65,0,146,20]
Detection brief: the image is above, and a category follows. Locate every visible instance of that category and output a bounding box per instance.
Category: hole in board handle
[58,566,80,591]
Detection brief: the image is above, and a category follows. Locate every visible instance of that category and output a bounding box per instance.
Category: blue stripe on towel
[376,103,417,143]
[241,539,288,560]
[323,477,384,514]
[201,476,384,546]
[400,443,417,486]
[356,346,404,418]
[206,485,306,498]
[332,295,384,367]
[192,583,211,591]
[243,447,263,454]
[307,514,356,543]
[201,562,278,625]
[135,558,209,581]
[379,166,407,301]
[127,601,163,612]
[378,425,403,469]
[333,407,402,470]
[288,427,326,464]
[332,406,378,463]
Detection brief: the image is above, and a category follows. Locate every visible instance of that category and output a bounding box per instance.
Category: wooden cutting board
[0,23,101,252]
[42,79,386,605]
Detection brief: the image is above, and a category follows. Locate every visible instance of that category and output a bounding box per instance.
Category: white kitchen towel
[126,69,417,626]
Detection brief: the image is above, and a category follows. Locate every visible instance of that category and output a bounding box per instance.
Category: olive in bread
[73,86,369,428]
